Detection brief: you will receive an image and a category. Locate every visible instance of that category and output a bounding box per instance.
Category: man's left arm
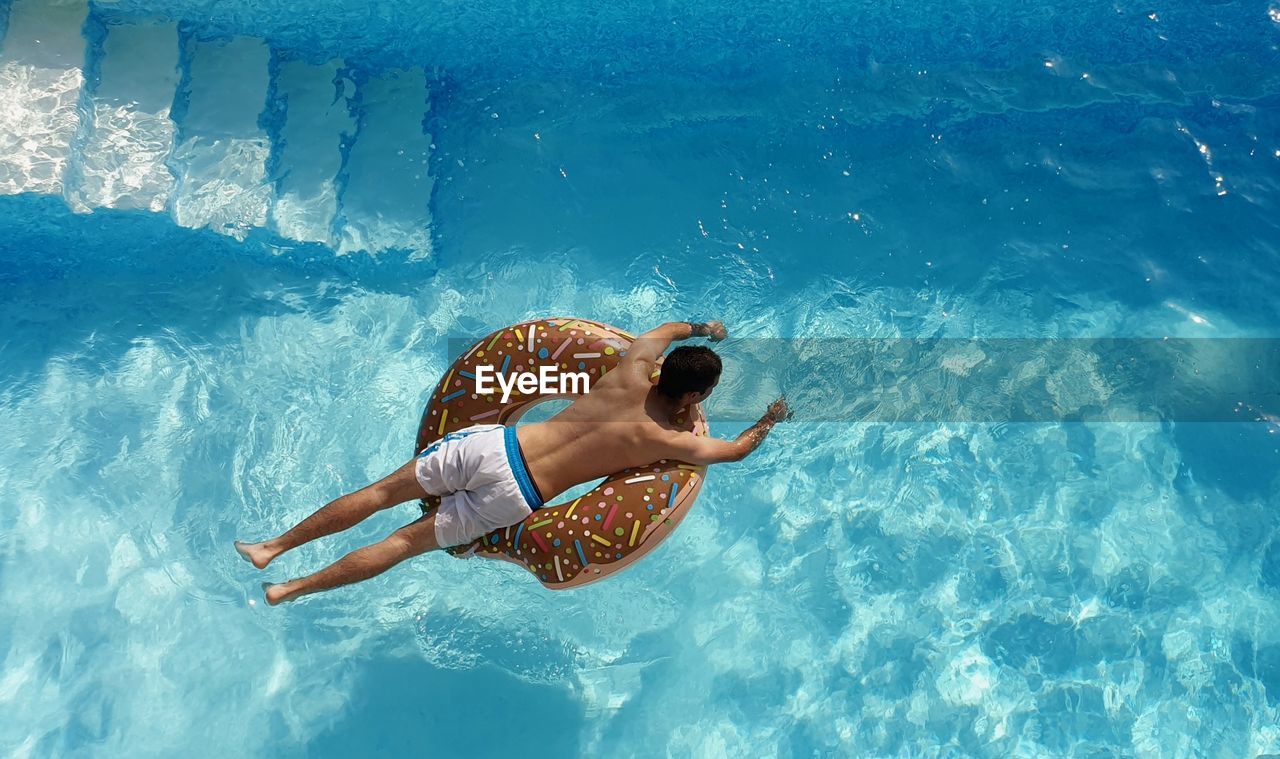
[622,320,727,369]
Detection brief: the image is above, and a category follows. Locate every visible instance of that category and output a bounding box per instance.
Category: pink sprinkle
[557,521,565,528]
[660,493,667,499]
[603,487,614,496]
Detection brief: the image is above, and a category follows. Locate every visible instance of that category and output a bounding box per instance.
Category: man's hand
[765,396,790,423]
[702,320,728,342]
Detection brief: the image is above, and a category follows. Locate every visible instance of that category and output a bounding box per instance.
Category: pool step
[0,0,88,196]
[336,69,434,258]
[168,35,273,238]
[267,57,356,247]
[65,20,180,213]
[0,3,435,257]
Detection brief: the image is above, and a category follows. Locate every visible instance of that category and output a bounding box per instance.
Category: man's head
[656,345,722,405]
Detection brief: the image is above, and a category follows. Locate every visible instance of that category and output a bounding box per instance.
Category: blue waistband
[503,426,544,510]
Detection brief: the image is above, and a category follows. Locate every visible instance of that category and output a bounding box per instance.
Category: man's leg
[263,513,440,605]
[235,458,427,569]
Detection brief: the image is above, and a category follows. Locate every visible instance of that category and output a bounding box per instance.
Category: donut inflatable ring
[415,318,709,589]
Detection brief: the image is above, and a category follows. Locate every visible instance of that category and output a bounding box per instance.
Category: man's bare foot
[235,540,276,570]
[263,582,294,606]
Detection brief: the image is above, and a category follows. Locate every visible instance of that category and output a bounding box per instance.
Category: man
[235,320,788,604]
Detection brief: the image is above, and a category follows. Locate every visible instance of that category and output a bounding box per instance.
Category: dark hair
[657,346,722,399]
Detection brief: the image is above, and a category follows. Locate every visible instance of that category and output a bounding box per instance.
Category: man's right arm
[665,397,789,465]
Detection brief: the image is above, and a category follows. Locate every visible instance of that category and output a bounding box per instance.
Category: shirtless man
[235,320,788,605]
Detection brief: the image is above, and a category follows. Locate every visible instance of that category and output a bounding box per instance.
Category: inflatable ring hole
[514,397,573,425]
[555,476,609,504]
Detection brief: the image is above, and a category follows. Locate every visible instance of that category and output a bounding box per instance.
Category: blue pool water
[2,0,1280,755]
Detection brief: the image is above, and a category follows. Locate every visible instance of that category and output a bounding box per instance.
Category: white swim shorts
[415,424,545,548]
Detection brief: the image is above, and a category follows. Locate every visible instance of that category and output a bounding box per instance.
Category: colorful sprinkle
[574,539,589,566]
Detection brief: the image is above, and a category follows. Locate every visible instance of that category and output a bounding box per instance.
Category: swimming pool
[2,0,1279,755]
